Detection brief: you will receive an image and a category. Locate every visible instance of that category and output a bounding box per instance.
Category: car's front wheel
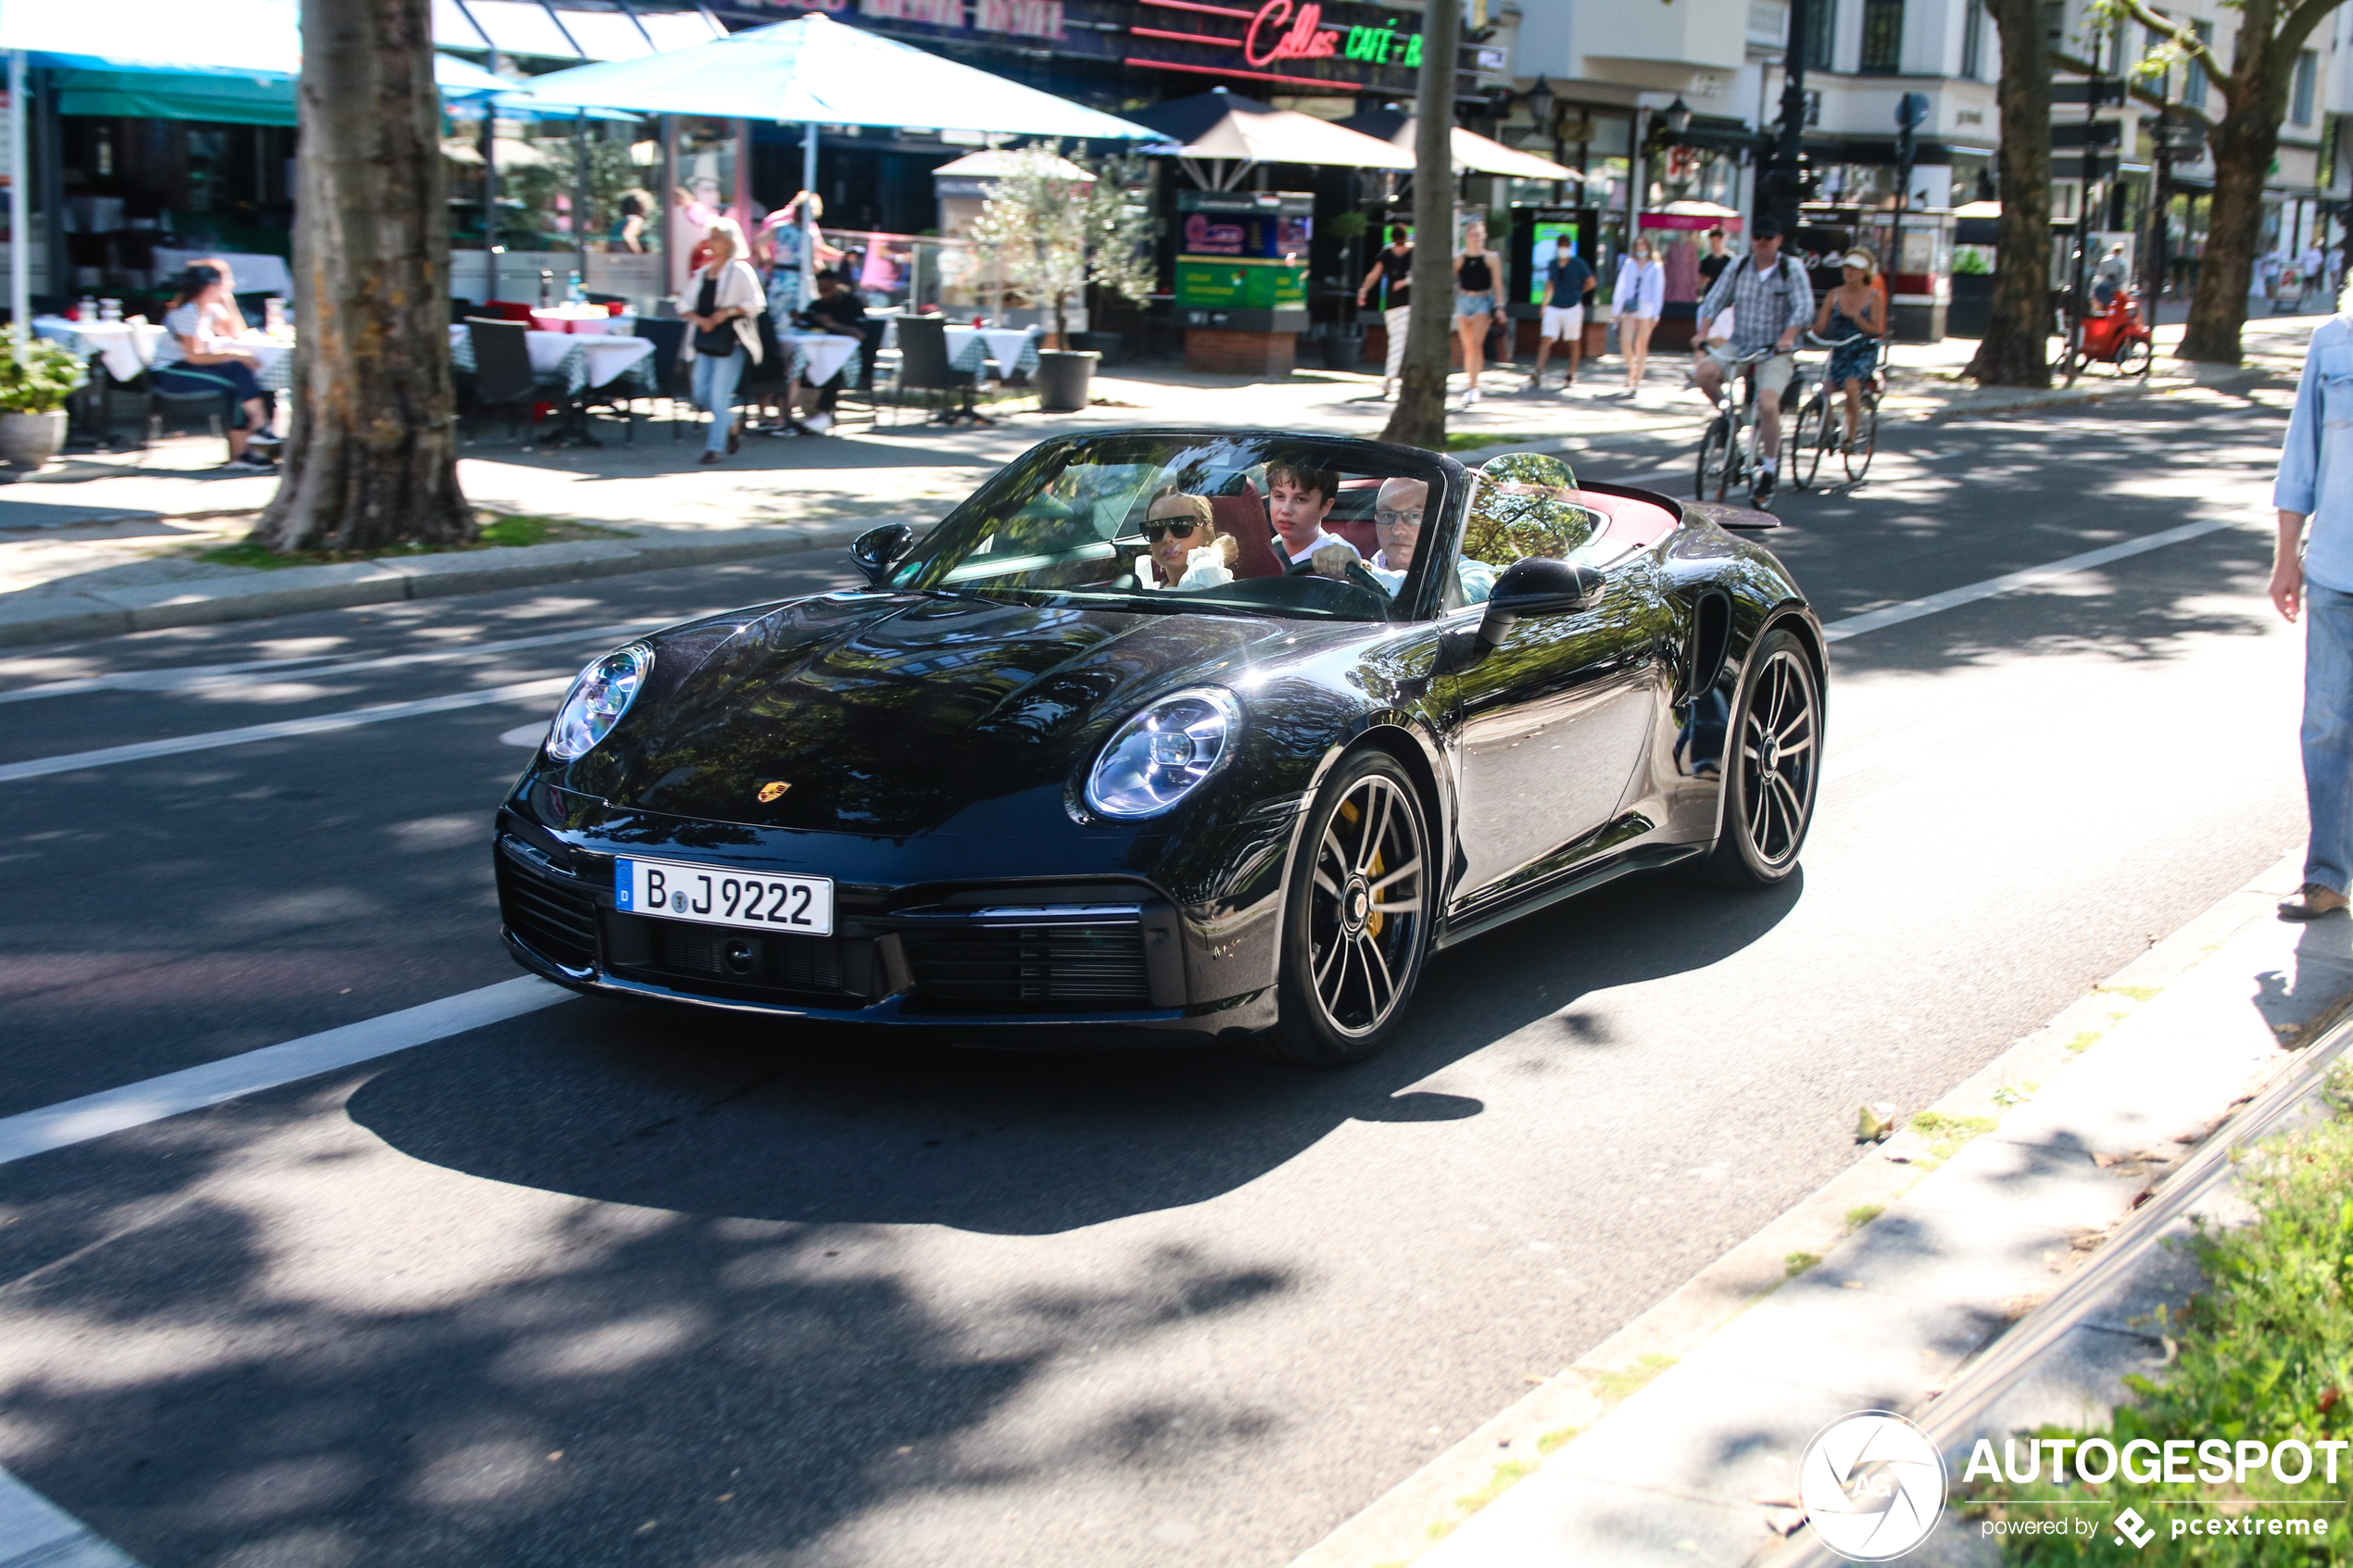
[1265,750,1432,1065]
[1691,628,1820,888]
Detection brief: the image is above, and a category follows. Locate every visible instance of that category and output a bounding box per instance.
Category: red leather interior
[1322,478,1380,559]
[1573,489,1680,548]
[1212,486,1287,580]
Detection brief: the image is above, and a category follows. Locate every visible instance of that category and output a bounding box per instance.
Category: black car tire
[1690,628,1820,888]
[1263,749,1433,1066]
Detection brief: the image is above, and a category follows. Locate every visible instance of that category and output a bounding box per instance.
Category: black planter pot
[1036,349,1100,412]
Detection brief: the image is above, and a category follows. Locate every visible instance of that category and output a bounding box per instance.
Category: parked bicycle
[1694,345,1787,508]
[1789,330,1881,490]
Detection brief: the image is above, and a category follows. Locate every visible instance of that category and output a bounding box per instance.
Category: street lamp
[1523,75,1556,137]
[1663,96,1692,137]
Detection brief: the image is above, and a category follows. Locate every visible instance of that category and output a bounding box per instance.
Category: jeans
[2304,579,2353,893]
[691,348,744,453]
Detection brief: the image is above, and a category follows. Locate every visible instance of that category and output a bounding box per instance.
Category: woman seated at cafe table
[150,263,274,472]
[1133,493,1237,592]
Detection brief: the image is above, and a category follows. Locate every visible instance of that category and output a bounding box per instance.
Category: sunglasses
[1375,508,1424,528]
[1141,520,1200,543]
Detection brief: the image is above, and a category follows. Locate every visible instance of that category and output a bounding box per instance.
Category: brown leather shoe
[2279,882,2349,921]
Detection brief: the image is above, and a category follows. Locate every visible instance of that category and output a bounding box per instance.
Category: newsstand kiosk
[1174,190,1313,376]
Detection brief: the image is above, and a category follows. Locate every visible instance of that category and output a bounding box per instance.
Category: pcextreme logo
[1799,1411,1947,1561]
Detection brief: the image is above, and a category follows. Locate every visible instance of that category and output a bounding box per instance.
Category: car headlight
[1084,687,1242,819]
[546,644,652,761]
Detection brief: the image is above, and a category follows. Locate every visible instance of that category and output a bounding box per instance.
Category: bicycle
[1694,345,1787,508]
[1789,331,1881,490]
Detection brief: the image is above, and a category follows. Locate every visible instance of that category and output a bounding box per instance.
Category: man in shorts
[1534,241,1596,390]
[1693,215,1814,505]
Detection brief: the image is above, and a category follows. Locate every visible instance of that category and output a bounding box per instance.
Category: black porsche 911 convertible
[493,431,1823,1064]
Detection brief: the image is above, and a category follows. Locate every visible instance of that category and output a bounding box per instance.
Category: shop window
[1860,0,1904,72]
[1962,0,1984,79]
[2294,49,2318,125]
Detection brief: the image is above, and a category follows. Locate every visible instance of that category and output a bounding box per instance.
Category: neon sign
[1243,0,1339,64]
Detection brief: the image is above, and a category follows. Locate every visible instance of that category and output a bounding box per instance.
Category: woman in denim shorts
[1453,221,1505,408]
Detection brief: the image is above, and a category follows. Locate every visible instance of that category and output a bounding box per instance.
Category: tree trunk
[1971,0,2054,386]
[2180,3,2289,364]
[1379,0,1460,452]
[253,0,471,555]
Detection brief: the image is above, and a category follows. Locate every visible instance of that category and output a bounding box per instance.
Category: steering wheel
[1287,555,1390,597]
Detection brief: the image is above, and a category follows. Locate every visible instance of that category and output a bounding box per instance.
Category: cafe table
[31,317,167,383]
[781,332,862,390]
[447,324,658,398]
[941,324,1039,378]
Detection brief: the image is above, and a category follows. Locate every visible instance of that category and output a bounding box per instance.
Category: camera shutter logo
[1798,1411,1947,1561]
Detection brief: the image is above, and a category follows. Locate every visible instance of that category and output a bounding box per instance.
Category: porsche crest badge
[757,781,791,803]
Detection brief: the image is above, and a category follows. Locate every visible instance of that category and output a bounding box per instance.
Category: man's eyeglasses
[1141,520,1200,543]
[1374,508,1424,529]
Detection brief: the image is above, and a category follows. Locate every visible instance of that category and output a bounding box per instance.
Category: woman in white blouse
[1611,234,1667,395]
[150,262,273,470]
[673,217,766,464]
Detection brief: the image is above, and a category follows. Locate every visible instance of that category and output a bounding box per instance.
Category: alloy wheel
[1739,646,1818,872]
[1305,772,1427,1038]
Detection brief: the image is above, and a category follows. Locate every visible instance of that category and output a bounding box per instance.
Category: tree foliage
[968,144,1157,347]
[2100,0,2343,363]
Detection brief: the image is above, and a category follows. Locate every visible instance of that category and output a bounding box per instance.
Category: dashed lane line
[0,977,572,1168]
[0,675,573,784]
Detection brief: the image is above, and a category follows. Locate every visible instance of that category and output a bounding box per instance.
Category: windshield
[885,434,1452,622]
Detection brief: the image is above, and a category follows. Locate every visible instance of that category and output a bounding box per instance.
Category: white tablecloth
[942,325,1039,377]
[783,333,860,387]
[32,318,166,382]
[448,325,657,395]
[151,248,296,298]
[206,336,295,392]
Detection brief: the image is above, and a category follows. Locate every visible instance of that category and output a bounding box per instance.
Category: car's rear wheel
[1690,628,1820,888]
[1265,751,1431,1066]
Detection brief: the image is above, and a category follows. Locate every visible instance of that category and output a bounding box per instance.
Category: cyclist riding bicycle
[1810,247,1885,455]
[1692,215,1816,505]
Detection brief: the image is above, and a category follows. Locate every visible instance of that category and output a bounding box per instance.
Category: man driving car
[1363,476,1494,604]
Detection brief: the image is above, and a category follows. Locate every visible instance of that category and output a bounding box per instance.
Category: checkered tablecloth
[943,325,1038,378]
[32,319,165,383]
[449,327,657,398]
[232,341,295,393]
[784,333,862,390]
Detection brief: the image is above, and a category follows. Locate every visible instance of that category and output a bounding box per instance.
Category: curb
[0,520,876,650]
[1286,846,2350,1568]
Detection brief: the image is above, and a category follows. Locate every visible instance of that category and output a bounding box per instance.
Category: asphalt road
[0,381,2313,1568]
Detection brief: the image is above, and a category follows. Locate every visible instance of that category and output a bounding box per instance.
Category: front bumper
[492,801,1284,1045]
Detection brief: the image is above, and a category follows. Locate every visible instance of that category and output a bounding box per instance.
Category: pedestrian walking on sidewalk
[1534,238,1595,390]
[674,217,765,465]
[1611,234,1666,395]
[1356,227,1415,400]
[1453,222,1506,408]
[2271,301,2353,919]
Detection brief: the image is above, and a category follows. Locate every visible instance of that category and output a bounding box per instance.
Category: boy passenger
[1265,458,1359,567]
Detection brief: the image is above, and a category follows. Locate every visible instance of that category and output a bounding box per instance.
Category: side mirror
[1474,556,1603,655]
[850,521,916,586]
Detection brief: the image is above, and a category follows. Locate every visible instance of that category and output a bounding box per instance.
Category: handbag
[694,320,737,358]
[1483,315,1509,360]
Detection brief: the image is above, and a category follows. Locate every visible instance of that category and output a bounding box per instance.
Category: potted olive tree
[0,341,86,468]
[970,144,1155,412]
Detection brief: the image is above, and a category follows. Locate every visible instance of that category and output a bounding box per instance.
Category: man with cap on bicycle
[1692,216,1815,504]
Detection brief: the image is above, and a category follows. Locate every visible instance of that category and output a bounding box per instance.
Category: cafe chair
[629,317,690,440]
[462,317,572,444]
[887,314,983,427]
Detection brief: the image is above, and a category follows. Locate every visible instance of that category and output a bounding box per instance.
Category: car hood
[577,592,1297,836]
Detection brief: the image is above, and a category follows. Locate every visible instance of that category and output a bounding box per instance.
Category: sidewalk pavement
[0,313,2318,651]
[1286,847,2353,1568]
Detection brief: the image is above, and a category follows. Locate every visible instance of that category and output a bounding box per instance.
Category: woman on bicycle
[1612,234,1666,395]
[1453,221,1506,408]
[1810,247,1885,452]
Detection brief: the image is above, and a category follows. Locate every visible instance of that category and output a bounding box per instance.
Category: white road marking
[0,1470,143,1566]
[0,676,572,784]
[0,977,572,1168]
[0,620,659,706]
[1819,514,2250,642]
[498,721,552,748]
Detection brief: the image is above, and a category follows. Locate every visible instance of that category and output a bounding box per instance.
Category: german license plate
[614,856,834,936]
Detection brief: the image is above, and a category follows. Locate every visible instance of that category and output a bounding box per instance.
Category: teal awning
[54,69,294,126]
